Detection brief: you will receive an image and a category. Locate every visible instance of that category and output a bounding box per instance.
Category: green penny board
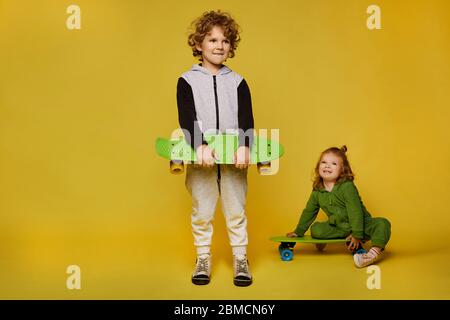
[155,134,284,164]
[270,235,347,244]
[270,236,348,261]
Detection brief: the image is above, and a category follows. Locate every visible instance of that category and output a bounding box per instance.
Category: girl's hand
[346,234,362,252]
[234,146,250,169]
[286,231,298,238]
[196,145,216,168]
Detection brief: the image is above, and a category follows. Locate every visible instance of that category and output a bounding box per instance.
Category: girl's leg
[364,217,391,250]
[354,217,391,268]
[310,221,350,239]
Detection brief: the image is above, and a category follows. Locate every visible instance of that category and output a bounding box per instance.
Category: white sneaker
[353,247,382,268]
[233,255,252,287]
[192,254,211,285]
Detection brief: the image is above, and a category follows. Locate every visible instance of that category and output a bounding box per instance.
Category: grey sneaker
[233,255,252,287]
[192,254,211,285]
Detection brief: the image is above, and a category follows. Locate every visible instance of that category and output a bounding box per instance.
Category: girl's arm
[342,182,365,239]
[293,192,320,237]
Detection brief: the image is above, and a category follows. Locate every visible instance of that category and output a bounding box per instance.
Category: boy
[176,10,254,286]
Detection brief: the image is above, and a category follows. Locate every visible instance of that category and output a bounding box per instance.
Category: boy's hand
[196,145,216,168]
[286,232,298,238]
[234,146,250,169]
[346,234,362,252]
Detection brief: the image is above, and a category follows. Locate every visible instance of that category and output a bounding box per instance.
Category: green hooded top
[294,180,371,239]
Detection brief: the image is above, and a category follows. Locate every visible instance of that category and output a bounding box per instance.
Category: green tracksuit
[294,180,391,249]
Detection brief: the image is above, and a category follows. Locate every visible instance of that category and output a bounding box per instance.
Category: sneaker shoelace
[235,258,248,275]
[362,248,380,261]
[195,257,209,274]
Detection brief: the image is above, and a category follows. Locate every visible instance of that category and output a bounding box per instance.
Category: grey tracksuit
[176,64,254,255]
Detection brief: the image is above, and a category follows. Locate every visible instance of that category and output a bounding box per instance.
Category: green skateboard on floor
[155,133,284,175]
[270,235,366,261]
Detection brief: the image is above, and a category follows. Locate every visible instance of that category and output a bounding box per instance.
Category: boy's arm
[176,77,207,150]
[294,192,320,236]
[237,79,254,148]
[342,182,365,239]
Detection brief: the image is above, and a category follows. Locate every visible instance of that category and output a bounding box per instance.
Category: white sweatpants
[185,164,248,256]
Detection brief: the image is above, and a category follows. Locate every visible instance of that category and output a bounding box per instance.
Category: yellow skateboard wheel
[170,160,184,175]
[257,162,271,175]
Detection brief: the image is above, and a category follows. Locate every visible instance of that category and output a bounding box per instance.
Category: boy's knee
[195,201,217,216]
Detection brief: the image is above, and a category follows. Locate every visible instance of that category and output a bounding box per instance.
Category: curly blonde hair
[187,10,241,60]
[312,145,355,190]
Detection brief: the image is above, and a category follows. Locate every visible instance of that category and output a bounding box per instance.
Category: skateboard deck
[270,235,349,261]
[155,134,284,174]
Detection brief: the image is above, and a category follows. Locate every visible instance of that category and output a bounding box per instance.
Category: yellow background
[1,0,449,299]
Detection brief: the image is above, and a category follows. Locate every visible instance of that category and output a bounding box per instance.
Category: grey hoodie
[177,64,254,150]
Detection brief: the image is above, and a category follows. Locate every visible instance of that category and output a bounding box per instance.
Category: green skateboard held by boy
[155,133,284,174]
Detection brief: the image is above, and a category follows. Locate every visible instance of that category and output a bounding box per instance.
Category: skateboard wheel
[280,249,293,261]
[170,160,184,174]
[315,243,327,251]
[278,244,294,261]
[257,162,271,175]
[347,241,367,255]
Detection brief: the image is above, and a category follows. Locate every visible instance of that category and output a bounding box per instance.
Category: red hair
[312,145,355,190]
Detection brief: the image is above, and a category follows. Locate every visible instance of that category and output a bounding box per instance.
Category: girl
[287,146,391,268]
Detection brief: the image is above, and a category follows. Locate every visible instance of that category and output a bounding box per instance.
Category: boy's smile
[196,26,231,73]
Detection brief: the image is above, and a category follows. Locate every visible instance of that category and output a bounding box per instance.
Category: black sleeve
[237,79,255,148]
[176,77,207,150]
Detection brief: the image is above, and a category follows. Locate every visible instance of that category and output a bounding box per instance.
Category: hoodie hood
[191,64,232,76]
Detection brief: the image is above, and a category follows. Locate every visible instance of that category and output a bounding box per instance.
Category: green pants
[310,217,391,249]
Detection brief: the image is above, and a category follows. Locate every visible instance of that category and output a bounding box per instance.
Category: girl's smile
[319,153,343,182]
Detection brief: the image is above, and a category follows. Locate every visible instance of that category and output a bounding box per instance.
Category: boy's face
[319,152,343,183]
[196,26,231,67]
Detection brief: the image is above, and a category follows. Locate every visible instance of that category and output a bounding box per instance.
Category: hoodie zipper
[213,75,219,132]
[213,75,221,187]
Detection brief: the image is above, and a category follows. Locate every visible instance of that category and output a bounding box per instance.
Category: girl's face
[196,26,230,69]
[319,152,343,183]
